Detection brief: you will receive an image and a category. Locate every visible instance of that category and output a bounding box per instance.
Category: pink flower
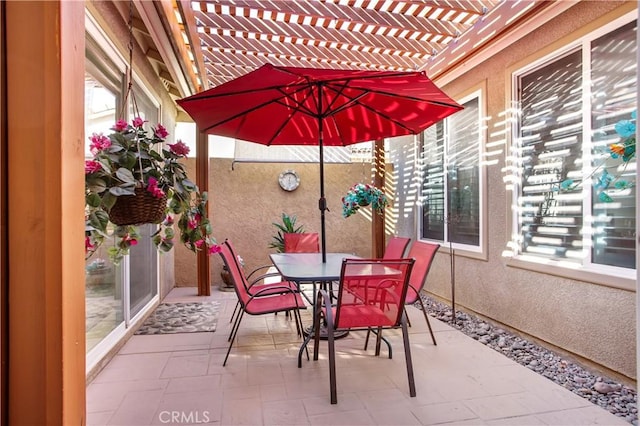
[154,124,169,139]
[164,215,174,225]
[132,117,147,128]
[112,119,128,132]
[194,239,205,248]
[208,244,222,254]
[123,234,138,246]
[85,160,102,174]
[169,140,190,156]
[85,236,95,252]
[187,219,198,230]
[89,133,111,154]
[146,177,166,199]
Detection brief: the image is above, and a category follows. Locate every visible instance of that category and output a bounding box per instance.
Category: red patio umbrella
[177,63,463,262]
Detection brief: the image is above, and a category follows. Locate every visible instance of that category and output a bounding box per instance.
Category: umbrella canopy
[177,63,463,261]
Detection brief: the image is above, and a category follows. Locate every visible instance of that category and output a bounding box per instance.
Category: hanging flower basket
[342,183,389,218]
[85,118,219,264]
[108,187,168,226]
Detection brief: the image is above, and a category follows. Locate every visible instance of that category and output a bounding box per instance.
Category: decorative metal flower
[560,111,636,202]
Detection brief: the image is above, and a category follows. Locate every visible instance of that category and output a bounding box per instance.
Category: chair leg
[364,328,371,351]
[228,305,243,342]
[230,300,240,323]
[374,326,383,356]
[224,310,244,366]
[401,313,416,398]
[327,320,337,404]
[417,297,437,345]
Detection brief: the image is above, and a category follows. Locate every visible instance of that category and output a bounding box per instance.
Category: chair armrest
[246,264,275,280]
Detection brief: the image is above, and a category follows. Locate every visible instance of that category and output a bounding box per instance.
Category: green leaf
[109,185,136,196]
[102,192,117,210]
[118,151,138,170]
[86,192,102,208]
[115,168,136,184]
[181,178,197,192]
[86,179,107,194]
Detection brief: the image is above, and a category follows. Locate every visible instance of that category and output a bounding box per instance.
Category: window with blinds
[420,94,482,249]
[513,17,636,271]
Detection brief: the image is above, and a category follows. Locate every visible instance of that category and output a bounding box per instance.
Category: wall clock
[278,169,300,191]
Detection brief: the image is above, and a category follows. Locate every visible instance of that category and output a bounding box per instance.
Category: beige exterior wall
[174,159,378,288]
[424,1,637,381]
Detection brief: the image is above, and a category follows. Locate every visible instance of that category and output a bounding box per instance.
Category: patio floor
[86,286,628,425]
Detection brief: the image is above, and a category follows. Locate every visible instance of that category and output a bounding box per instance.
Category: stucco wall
[174,158,378,289]
[418,1,637,380]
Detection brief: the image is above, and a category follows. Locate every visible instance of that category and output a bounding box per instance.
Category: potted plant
[85,117,218,264]
[341,183,389,218]
[268,213,304,253]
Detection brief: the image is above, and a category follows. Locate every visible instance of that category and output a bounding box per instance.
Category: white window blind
[514,19,636,271]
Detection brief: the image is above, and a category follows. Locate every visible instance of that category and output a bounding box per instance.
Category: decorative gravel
[419,294,638,425]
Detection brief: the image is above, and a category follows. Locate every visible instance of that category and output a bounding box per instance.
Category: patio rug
[134,301,219,335]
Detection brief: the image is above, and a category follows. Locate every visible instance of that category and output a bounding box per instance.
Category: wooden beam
[372,139,385,258]
[6,1,85,423]
[196,130,210,295]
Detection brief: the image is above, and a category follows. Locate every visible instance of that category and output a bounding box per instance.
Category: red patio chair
[219,240,306,366]
[382,236,411,259]
[404,240,440,345]
[225,239,299,325]
[312,257,416,404]
[284,232,320,253]
[364,240,440,349]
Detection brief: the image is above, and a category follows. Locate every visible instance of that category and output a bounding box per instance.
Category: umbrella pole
[317,83,327,263]
[318,119,327,263]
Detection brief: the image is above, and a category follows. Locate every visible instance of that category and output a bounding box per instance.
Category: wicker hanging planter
[108,187,167,226]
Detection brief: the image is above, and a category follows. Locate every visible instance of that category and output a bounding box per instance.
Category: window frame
[418,87,487,259]
[507,11,637,290]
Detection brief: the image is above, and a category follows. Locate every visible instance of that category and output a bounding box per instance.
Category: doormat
[134,301,219,335]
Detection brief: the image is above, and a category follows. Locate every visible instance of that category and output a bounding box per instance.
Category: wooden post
[372,139,385,258]
[196,129,211,295]
[6,1,86,423]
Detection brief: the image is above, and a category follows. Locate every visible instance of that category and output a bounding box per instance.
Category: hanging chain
[120,0,145,185]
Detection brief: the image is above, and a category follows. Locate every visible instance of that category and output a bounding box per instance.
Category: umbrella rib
[198,85,311,134]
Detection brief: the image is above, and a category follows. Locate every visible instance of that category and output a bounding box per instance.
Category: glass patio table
[269,252,358,366]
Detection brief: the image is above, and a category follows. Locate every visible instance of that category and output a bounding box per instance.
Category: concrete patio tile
[86,410,114,426]
[150,390,223,425]
[262,399,309,425]
[486,415,547,425]
[356,388,414,412]
[410,400,479,425]
[308,408,376,425]
[259,383,289,402]
[220,397,264,425]
[164,374,222,394]
[461,393,537,420]
[118,333,214,354]
[105,389,164,425]
[534,406,630,425]
[92,352,171,383]
[160,353,211,378]
[302,393,366,416]
[369,406,422,425]
[87,378,168,413]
